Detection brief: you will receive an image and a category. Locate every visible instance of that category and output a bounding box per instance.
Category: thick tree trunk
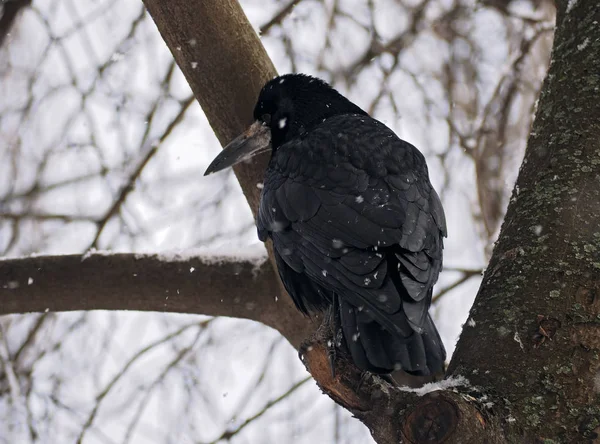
[449,0,600,440]
[2,0,599,442]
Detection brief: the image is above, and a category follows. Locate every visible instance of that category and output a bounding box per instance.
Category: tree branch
[259,0,303,35]
[0,252,312,348]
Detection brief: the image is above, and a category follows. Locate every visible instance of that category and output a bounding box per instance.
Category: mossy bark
[449,0,600,441]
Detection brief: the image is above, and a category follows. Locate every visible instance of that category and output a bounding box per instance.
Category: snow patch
[278,118,287,129]
[566,0,578,13]
[156,245,267,269]
[27,277,33,285]
[81,248,114,261]
[467,318,476,327]
[398,375,470,396]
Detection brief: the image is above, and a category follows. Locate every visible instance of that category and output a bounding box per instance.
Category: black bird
[205,74,446,376]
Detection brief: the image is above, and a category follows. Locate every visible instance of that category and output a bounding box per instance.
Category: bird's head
[204,74,366,175]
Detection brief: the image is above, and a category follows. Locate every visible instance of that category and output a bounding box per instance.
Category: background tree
[3,0,596,443]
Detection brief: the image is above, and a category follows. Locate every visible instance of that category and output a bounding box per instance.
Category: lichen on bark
[449,1,600,441]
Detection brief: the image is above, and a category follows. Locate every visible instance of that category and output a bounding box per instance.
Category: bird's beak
[204,121,271,175]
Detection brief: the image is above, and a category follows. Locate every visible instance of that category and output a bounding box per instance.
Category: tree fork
[300,329,503,444]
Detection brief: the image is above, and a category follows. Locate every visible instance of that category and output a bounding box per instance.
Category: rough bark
[448,1,600,441]
[1,0,599,442]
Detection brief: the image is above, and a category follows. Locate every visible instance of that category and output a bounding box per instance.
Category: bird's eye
[262,114,272,125]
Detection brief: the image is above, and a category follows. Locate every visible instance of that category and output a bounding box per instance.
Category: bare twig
[259,0,303,35]
[433,269,482,304]
[202,376,312,444]
[89,95,195,249]
[76,321,209,444]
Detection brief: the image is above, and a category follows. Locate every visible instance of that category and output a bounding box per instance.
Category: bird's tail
[338,299,446,376]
